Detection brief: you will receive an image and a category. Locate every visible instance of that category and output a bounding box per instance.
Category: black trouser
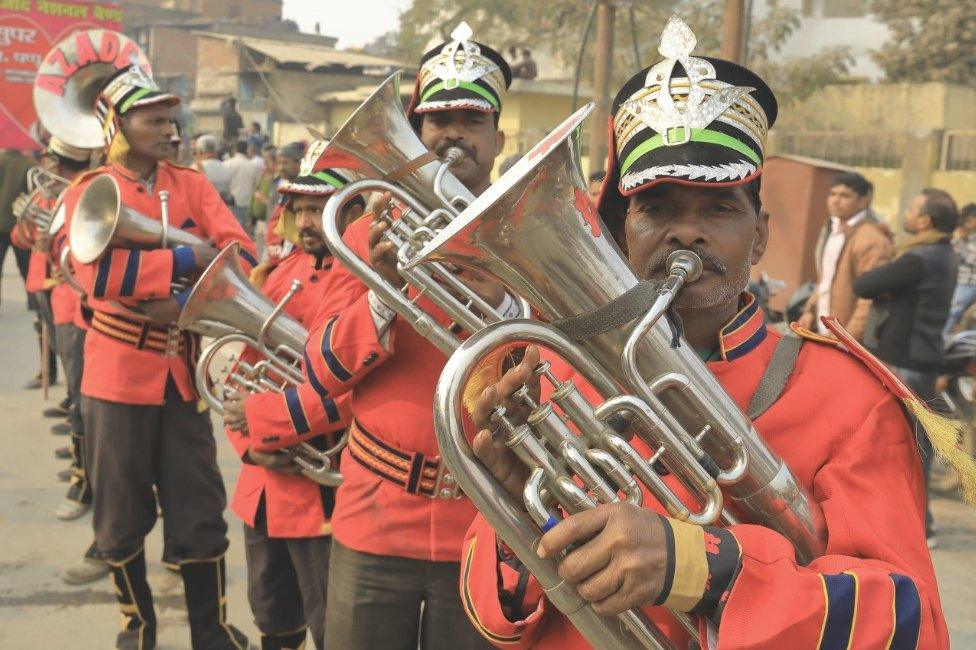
[325,539,493,650]
[83,380,229,561]
[32,289,57,380]
[244,502,331,650]
[892,365,937,536]
[57,323,89,503]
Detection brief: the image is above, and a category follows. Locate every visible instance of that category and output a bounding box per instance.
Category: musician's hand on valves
[469,345,542,504]
[222,389,249,434]
[137,297,182,325]
[247,446,303,476]
[455,266,506,308]
[368,192,406,290]
[537,503,668,617]
[35,233,52,253]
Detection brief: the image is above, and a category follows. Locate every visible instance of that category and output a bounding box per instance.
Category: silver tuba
[408,105,826,649]
[319,71,515,356]
[33,29,151,149]
[178,243,344,487]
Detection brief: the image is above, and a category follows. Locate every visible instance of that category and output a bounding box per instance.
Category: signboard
[0,0,122,150]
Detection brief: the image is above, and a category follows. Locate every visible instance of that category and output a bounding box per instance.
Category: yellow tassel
[275,207,301,246]
[248,262,274,289]
[904,399,976,505]
[106,130,130,166]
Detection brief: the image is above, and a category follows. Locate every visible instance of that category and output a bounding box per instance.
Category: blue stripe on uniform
[320,317,353,382]
[238,248,258,267]
[93,255,112,299]
[119,250,141,297]
[889,574,921,650]
[303,349,329,397]
[321,395,340,423]
[820,573,857,650]
[283,387,310,435]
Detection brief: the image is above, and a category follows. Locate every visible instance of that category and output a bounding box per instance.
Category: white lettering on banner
[0,25,38,47]
[14,51,42,65]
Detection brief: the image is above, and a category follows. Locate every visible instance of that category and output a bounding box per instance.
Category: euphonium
[408,105,826,649]
[13,166,70,233]
[319,71,515,356]
[178,243,343,487]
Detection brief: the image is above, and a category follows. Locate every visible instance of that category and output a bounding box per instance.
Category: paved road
[0,258,973,647]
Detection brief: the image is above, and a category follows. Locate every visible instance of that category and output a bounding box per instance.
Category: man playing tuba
[301,24,518,649]
[218,147,363,650]
[460,17,949,649]
[60,63,256,650]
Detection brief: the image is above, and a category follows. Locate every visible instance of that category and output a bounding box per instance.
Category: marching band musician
[60,65,256,650]
[460,18,949,649]
[301,26,517,649]
[219,148,362,650]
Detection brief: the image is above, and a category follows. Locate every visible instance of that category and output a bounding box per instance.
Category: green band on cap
[118,87,154,115]
[313,171,344,189]
[420,80,499,109]
[620,127,762,177]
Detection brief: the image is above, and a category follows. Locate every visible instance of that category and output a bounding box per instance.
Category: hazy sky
[281,0,413,49]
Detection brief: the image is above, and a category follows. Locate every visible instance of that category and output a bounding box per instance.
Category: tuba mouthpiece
[442,147,465,165]
[666,250,703,283]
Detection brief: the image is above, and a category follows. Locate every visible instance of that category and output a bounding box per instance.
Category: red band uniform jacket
[226,249,351,538]
[61,161,258,405]
[460,298,948,650]
[302,214,481,562]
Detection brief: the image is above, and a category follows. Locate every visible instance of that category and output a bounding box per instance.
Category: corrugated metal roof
[196,32,412,71]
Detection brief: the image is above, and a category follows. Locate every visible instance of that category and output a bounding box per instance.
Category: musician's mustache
[299,227,322,239]
[646,247,727,277]
[437,141,478,164]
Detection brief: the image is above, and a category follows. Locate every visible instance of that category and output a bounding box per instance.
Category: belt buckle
[163,326,181,357]
[430,458,463,500]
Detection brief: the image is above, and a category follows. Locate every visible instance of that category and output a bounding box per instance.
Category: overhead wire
[571,1,600,111]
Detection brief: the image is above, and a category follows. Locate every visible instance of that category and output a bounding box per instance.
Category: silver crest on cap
[428,21,498,89]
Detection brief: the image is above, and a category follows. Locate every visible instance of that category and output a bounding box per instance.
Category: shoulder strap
[746,333,804,420]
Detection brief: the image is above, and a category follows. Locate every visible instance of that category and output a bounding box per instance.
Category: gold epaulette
[788,322,843,347]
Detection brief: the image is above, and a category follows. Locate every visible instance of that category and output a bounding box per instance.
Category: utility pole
[721,0,746,63]
[588,1,615,177]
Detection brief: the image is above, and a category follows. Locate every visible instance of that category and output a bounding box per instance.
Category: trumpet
[13,166,70,233]
[408,105,825,649]
[319,71,518,357]
[179,243,344,487]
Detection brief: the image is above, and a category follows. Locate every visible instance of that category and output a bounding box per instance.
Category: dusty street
[0,258,973,647]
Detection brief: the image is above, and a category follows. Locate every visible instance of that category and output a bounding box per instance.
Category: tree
[389,0,851,106]
[871,0,976,84]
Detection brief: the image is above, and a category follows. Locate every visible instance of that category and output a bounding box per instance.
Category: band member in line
[220,148,362,650]
[302,25,518,649]
[61,65,256,650]
[459,17,949,649]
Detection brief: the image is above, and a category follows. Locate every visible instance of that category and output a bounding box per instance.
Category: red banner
[0,0,122,150]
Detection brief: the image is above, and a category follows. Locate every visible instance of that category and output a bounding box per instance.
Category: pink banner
[0,0,122,150]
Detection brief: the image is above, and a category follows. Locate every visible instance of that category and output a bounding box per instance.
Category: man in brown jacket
[798,171,894,340]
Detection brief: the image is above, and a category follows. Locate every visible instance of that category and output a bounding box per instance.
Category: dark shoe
[180,555,250,649]
[62,557,109,585]
[57,468,72,482]
[43,397,72,418]
[261,629,306,650]
[107,549,157,650]
[54,445,72,459]
[50,422,71,436]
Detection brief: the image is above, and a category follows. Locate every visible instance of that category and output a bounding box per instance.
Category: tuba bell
[178,243,344,487]
[319,71,520,357]
[33,29,151,149]
[408,105,826,649]
[69,174,201,264]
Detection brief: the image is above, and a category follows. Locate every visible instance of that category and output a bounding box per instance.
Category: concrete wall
[148,26,198,94]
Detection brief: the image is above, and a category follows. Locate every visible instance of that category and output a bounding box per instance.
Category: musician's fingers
[367,219,389,248]
[555,530,612,584]
[574,564,624,604]
[472,429,526,502]
[537,506,611,559]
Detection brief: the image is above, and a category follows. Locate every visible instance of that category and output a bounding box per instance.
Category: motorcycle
[932,330,976,495]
